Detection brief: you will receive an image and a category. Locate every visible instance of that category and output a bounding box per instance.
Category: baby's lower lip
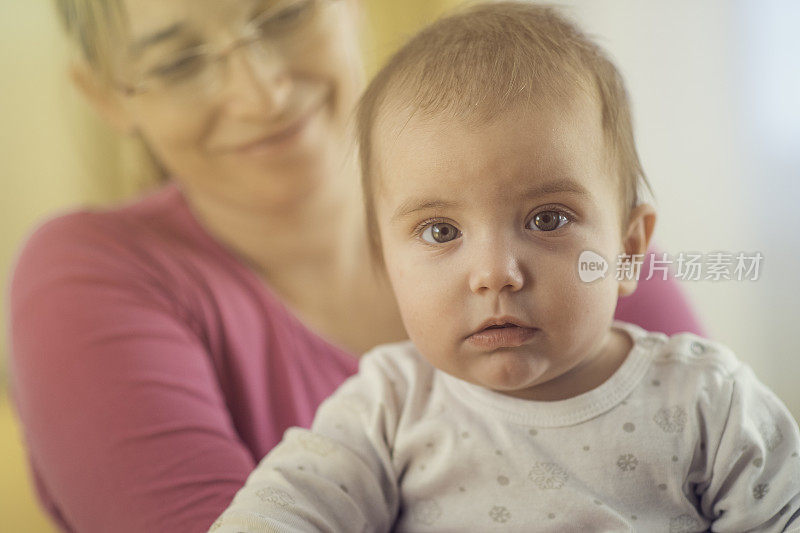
[466,326,539,350]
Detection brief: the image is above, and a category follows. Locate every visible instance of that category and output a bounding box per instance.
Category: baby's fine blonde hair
[356,1,654,269]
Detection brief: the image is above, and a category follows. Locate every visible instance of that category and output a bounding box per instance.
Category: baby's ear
[618,203,657,297]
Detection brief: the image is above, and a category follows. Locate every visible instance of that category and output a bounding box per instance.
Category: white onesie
[210,320,800,532]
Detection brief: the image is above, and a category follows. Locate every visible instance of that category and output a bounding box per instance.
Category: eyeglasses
[117,0,332,100]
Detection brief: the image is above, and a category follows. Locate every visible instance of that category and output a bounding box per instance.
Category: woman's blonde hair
[53,0,167,189]
[53,0,127,83]
[357,1,654,269]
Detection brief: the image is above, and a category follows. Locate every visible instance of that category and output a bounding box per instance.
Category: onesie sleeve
[209,347,406,532]
[699,364,800,531]
[8,214,257,533]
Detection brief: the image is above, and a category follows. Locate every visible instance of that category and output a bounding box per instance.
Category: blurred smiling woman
[7,0,704,531]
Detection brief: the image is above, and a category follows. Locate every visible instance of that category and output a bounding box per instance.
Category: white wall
[546,0,800,419]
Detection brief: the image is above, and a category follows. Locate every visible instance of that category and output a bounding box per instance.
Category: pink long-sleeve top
[7,183,704,532]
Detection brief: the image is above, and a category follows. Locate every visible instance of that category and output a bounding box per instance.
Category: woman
[7,0,704,531]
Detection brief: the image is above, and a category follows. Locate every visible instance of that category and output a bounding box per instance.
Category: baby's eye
[421,222,461,244]
[528,210,569,232]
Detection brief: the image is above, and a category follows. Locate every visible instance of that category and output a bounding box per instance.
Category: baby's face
[373,94,647,401]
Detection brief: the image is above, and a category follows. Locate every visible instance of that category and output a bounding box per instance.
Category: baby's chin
[471,349,551,397]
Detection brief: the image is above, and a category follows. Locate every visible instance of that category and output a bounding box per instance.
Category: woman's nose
[467,242,526,295]
[222,46,292,118]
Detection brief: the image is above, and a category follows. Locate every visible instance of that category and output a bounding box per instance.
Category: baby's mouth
[467,323,539,349]
[467,315,538,338]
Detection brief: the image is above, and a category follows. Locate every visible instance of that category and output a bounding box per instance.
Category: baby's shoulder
[639,329,749,404]
[358,340,434,387]
[615,321,742,393]
[314,341,433,427]
[654,331,740,375]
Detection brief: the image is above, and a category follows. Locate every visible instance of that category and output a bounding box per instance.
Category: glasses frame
[114,0,330,97]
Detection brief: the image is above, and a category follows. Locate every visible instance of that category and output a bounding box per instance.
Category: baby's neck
[503,326,634,402]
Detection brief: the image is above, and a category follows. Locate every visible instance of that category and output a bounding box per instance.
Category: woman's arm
[8,214,257,533]
[613,246,706,336]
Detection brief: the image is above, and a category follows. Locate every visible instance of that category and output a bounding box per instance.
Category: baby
[211,2,800,531]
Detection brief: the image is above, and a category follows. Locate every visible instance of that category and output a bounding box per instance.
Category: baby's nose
[467,244,526,294]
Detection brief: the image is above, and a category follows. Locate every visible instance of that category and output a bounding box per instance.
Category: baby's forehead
[373,90,605,164]
[387,117,604,178]
[374,82,599,140]
[370,93,622,207]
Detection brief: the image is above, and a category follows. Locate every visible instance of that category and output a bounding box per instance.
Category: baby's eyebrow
[391,199,459,222]
[523,178,592,199]
[391,178,592,222]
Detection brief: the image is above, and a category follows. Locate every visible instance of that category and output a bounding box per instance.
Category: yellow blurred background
[4,0,800,531]
[0,0,458,530]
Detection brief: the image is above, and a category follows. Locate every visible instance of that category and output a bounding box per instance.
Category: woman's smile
[219,92,329,158]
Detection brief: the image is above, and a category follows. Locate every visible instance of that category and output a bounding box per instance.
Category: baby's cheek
[539,260,611,322]
[572,270,621,326]
[391,281,442,343]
